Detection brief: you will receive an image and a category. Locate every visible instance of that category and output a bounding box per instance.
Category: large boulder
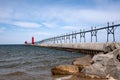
[82,63,107,78]
[82,48,120,79]
[72,55,92,71]
[92,52,113,65]
[51,65,79,75]
[106,49,120,80]
[92,49,120,67]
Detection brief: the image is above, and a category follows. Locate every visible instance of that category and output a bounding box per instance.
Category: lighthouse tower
[32,37,34,44]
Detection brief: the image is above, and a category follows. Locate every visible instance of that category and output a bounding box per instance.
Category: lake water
[0,45,84,80]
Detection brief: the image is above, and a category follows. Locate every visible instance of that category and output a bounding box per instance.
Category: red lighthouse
[32,37,34,44]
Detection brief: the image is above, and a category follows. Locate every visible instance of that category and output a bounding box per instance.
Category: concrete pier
[34,43,111,55]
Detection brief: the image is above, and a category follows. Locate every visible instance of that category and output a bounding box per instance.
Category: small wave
[0,63,19,68]
[26,65,45,71]
[4,71,26,76]
[31,56,44,60]
[21,61,33,65]
[58,56,69,60]
[0,57,24,63]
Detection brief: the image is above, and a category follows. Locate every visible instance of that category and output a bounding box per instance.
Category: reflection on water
[0,45,84,80]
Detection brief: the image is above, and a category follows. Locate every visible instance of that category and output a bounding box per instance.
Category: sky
[0,0,120,44]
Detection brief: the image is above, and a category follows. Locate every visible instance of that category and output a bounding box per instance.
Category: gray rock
[104,46,112,53]
[109,68,120,80]
[92,52,113,65]
[72,55,92,71]
[110,43,116,51]
[82,63,107,78]
[82,48,120,79]
[105,58,117,74]
[104,43,116,53]
[93,49,120,65]
[106,49,120,80]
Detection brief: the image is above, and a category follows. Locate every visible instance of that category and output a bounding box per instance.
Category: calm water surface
[0,45,84,80]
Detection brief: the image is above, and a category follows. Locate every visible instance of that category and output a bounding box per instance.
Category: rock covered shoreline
[51,43,120,80]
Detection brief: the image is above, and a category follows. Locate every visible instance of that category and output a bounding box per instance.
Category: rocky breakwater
[51,43,120,80]
[82,43,120,80]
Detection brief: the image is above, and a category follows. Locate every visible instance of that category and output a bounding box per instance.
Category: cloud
[0,2,120,27]
[0,19,42,28]
[12,21,41,28]
[31,6,120,26]
[42,22,57,28]
[59,9,120,24]
[61,26,79,30]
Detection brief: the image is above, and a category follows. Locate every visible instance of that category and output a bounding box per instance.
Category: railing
[38,22,120,44]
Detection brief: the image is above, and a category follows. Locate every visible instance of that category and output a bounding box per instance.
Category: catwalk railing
[37,22,120,44]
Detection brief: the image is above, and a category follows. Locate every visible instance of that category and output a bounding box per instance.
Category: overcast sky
[0,0,120,44]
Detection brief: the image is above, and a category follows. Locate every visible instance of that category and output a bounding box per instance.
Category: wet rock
[72,55,92,71]
[51,65,79,75]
